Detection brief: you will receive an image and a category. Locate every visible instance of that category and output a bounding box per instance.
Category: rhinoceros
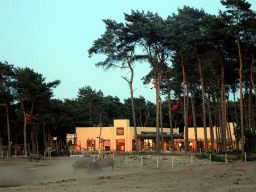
[97,158,115,170]
[28,154,43,162]
[72,157,99,172]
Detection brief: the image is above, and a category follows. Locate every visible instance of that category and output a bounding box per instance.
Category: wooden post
[225,153,227,163]
[28,143,30,155]
[172,156,173,168]
[245,152,247,162]
[15,143,17,156]
[141,156,143,167]
[126,155,128,168]
[209,154,211,164]
[157,156,159,169]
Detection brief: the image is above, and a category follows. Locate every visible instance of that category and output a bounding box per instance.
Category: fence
[112,155,210,170]
[0,144,30,157]
[85,153,247,170]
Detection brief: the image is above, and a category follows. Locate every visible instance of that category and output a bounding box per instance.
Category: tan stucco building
[69,119,236,152]
[186,123,236,150]
[74,119,181,152]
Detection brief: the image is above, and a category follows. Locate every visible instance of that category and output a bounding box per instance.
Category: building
[69,119,236,152]
[187,122,236,150]
[74,119,182,152]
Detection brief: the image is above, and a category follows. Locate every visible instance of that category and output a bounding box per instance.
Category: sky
[1,0,255,104]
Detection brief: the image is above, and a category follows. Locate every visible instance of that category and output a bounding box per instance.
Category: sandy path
[1,155,256,192]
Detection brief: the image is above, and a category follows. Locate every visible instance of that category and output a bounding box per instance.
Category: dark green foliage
[234,122,256,152]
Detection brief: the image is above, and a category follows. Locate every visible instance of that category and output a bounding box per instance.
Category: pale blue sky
[1,0,255,104]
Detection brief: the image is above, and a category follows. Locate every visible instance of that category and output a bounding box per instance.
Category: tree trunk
[237,36,244,155]
[43,124,47,151]
[250,54,256,101]
[5,102,11,157]
[248,85,252,131]
[35,127,39,154]
[213,95,219,151]
[160,97,164,152]
[21,99,27,157]
[130,83,138,151]
[244,86,249,126]
[155,72,161,153]
[167,78,174,152]
[191,92,198,152]
[250,53,256,132]
[99,114,102,151]
[207,94,214,152]
[232,92,239,150]
[127,57,138,152]
[180,51,189,151]
[30,125,36,154]
[219,52,227,152]
[0,133,2,157]
[198,55,207,152]
[249,85,255,133]
[217,97,223,152]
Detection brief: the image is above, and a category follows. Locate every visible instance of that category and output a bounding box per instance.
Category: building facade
[74,119,181,152]
[187,123,236,150]
[70,119,236,152]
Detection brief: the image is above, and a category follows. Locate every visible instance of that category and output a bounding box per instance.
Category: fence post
[172,156,173,168]
[157,156,159,169]
[126,155,128,168]
[209,154,211,164]
[7,151,8,159]
[141,156,143,168]
[245,152,247,162]
[225,153,227,163]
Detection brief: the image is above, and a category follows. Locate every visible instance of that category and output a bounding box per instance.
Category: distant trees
[0,61,15,157]
[14,67,60,156]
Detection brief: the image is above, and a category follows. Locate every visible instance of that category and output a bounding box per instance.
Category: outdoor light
[190,142,193,146]
[179,143,182,147]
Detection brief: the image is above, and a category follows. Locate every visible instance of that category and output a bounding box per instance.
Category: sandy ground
[0,154,256,192]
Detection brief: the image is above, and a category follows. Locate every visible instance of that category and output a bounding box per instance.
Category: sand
[0,154,256,192]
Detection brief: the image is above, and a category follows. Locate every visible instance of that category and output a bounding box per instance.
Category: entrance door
[116,139,125,151]
[87,140,95,151]
[103,139,111,151]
